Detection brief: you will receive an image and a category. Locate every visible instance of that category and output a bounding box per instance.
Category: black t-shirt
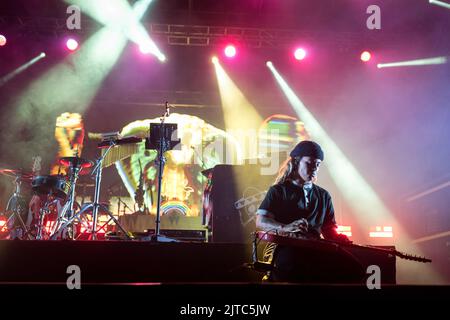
[258,180,337,239]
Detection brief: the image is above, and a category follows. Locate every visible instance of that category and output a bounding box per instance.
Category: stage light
[139,42,166,61]
[337,225,352,237]
[429,0,450,9]
[66,38,79,51]
[65,0,166,62]
[0,35,6,46]
[224,45,237,58]
[294,48,307,60]
[267,61,404,230]
[213,58,262,162]
[265,62,445,284]
[377,56,447,68]
[139,43,166,61]
[360,51,371,62]
[139,43,151,54]
[10,27,128,130]
[211,56,219,64]
[0,216,7,231]
[266,61,273,67]
[369,226,394,238]
[0,52,47,87]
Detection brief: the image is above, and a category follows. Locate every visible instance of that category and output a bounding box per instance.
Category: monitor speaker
[205,164,276,243]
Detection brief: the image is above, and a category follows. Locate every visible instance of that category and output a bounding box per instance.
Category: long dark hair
[274,156,318,185]
[274,157,299,185]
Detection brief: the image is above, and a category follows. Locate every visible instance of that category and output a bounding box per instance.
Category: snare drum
[31,175,69,199]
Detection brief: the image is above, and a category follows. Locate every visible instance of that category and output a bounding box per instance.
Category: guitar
[255,231,432,263]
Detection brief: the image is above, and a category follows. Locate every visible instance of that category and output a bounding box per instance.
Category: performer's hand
[282,218,308,234]
[332,233,352,244]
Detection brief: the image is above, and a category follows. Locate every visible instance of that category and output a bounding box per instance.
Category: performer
[256,141,359,283]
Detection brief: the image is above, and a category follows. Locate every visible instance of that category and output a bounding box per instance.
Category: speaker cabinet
[204,164,276,243]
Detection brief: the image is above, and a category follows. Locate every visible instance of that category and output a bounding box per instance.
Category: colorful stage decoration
[258,114,310,155]
[115,113,243,217]
[51,112,85,175]
[106,113,310,220]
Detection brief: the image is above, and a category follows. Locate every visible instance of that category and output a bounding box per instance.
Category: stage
[1,1,449,312]
[0,233,404,283]
[0,240,257,284]
[1,239,449,314]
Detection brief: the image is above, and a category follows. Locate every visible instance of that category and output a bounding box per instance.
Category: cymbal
[59,157,93,169]
[0,168,33,180]
[78,167,94,176]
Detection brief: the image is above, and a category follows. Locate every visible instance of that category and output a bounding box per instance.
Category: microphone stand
[147,102,178,242]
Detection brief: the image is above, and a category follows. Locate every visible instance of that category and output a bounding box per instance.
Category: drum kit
[0,152,131,240]
[0,168,34,239]
[1,105,177,241]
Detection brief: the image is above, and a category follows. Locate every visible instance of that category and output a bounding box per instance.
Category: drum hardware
[35,197,63,240]
[53,142,132,240]
[58,156,93,169]
[31,175,69,199]
[31,173,69,239]
[0,168,33,181]
[6,177,32,239]
[49,156,93,240]
[75,201,113,237]
[0,168,33,239]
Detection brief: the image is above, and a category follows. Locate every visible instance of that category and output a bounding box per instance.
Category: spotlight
[139,43,166,62]
[377,56,448,68]
[266,61,273,67]
[211,56,219,64]
[294,48,307,60]
[0,52,47,87]
[66,38,79,51]
[361,51,371,62]
[429,0,450,9]
[0,35,6,46]
[224,45,237,58]
[139,43,151,54]
[40,52,46,58]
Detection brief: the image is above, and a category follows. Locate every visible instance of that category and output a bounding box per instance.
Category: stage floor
[0,240,258,284]
[1,239,449,313]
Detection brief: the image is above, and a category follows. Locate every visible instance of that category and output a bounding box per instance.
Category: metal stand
[4,176,32,240]
[36,196,61,240]
[52,144,132,240]
[145,103,180,242]
[89,143,131,239]
[50,164,82,239]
